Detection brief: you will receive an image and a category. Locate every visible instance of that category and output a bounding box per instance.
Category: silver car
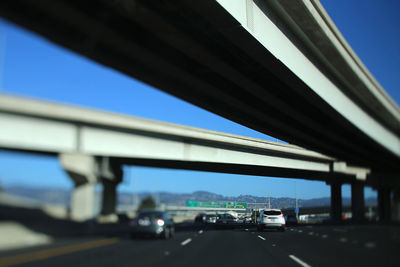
[257,209,286,232]
[130,211,175,239]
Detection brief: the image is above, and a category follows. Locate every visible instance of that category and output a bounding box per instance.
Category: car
[257,209,285,232]
[130,210,175,239]
[205,214,217,224]
[216,213,237,228]
[194,213,207,223]
[245,216,253,224]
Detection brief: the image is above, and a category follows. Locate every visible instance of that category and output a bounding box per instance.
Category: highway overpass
[0,94,364,221]
[0,0,399,222]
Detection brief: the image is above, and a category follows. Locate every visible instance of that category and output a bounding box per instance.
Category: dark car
[195,213,207,223]
[216,213,237,229]
[130,211,175,239]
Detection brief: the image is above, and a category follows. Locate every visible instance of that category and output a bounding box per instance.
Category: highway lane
[0,224,399,267]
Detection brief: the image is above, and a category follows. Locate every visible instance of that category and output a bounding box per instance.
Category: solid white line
[289,255,312,267]
[257,235,266,241]
[181,238,192,246]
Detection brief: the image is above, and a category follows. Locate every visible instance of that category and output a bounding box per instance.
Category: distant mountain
[3,185,377,208]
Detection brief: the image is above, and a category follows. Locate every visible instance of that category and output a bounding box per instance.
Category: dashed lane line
[198,230,203,234]
[257,235,266,241]
[181,238,192,246]
[289,255,312,267]
[365,242,376,248]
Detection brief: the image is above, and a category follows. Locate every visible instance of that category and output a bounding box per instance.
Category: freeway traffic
[0,223,399,267]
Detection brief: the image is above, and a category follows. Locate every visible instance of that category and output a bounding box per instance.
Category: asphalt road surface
[0,224,399,267]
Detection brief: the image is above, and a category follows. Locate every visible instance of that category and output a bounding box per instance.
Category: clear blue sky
[0,1,398,199]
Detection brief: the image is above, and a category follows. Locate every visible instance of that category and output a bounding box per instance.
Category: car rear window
[264,210,282,216]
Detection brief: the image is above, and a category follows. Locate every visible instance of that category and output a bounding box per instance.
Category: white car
[257,209,285,232]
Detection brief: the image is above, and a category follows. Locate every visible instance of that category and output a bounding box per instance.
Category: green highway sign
[186,201,247,209]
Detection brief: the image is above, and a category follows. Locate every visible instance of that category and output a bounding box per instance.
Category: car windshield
[264,210,282,216]
[138,211,164,219]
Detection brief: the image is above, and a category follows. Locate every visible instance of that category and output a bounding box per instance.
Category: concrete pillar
[377,187,391,222]
[60,153,98,221]
[330,182,342,222]
[101,179,118,216]
[98,157,122,223]
[70,183,96,221]
[351,182,365,222]
[392,188,400,222]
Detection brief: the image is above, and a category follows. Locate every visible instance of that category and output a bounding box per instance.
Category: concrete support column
[330,182,342,222]
[101,179,120,217]
[351,182,365,222]
[392,188,400,222]
[60,153,98,222]
[377,187,391,222]
[98,157,122,223]
[70,183,96,221]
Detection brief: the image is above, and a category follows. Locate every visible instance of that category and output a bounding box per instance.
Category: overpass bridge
[0,94,362,221]
[0,0,399,222]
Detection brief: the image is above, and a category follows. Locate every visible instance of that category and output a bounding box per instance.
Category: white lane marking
[322,234,328,239]
[198,230,203,234]
[290,229,294,231]
[272,244,276,247]
[298,230,303,233]
[245,229,249,231]
[365,242,376,248]
[181,238,192,246]
[289,255,312,267]
[339,237,348,243]
[258,235,266,241]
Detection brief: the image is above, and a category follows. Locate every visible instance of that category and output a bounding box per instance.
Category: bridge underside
[0,0,398,176]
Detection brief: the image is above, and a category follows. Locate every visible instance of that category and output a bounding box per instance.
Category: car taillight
[156,219,165,226]
[280,214,284,218]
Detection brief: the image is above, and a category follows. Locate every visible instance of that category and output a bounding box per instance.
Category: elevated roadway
[0,0,398,176]
[0,0,399,221]
[0,94,357,181]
